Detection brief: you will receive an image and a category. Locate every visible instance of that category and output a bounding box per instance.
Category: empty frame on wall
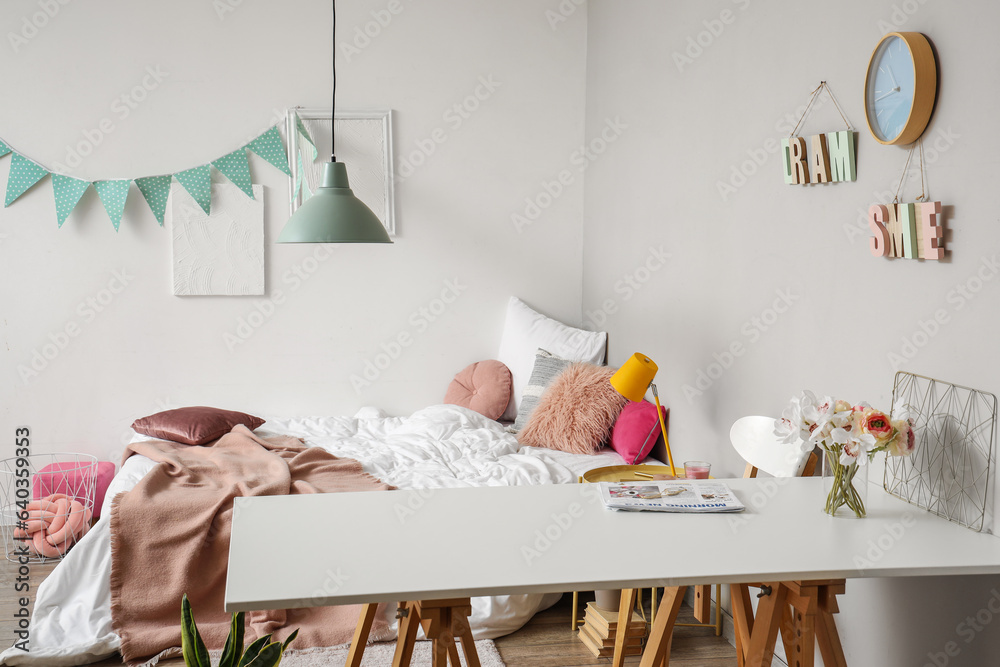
[286,108,395,237]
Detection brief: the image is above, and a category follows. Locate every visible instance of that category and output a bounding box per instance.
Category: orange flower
[855,408,894,444]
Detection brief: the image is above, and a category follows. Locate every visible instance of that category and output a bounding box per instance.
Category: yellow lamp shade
[610,353,658,402]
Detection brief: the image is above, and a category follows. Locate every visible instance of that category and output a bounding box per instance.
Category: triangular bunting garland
[135,175,172,226]
[246,126,291,176]
[5,153,49,207]
[295,113,318,161]
[211,149,254,199]
[173,165,212,215]
[0,121,295,229]
[94,180,131,231]
[51,174,91,228]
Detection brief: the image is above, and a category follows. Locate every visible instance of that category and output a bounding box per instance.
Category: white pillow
[497,297,607,421]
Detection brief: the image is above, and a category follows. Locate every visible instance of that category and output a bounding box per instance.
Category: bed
[1,404,654,667]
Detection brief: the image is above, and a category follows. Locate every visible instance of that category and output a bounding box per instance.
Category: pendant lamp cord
[331,0,337,162]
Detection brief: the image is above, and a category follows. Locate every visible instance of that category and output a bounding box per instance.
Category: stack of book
[577,601,646,658]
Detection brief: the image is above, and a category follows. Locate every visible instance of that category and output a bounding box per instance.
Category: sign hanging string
[789,81,853,138]
[893,139,927,204]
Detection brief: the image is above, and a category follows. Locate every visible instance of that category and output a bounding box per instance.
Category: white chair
[612,416,817,667]
[729,415,815,479]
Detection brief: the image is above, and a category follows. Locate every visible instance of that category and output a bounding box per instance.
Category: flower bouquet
[775,391,915,518]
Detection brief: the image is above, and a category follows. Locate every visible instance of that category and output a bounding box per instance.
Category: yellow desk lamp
[610,353,676,476]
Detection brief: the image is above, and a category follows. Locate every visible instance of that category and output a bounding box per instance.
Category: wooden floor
[1,557,736,665]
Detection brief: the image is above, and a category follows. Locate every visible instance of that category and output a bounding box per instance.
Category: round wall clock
[864,32,937,145]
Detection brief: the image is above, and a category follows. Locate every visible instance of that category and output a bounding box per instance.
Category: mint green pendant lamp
[276,0,392,244]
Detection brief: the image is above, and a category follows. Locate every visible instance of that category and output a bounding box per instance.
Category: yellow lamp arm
[650,383,676,477]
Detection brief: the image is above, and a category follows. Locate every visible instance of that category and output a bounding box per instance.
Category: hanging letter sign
[781,131,857,185]
[780,82,857,187]
[868,201,944,260]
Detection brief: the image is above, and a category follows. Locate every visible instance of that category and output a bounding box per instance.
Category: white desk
[225,479,1000,665]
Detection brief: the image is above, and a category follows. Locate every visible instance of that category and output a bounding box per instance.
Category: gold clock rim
[863,31,938,146]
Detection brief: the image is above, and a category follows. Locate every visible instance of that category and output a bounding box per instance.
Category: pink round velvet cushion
[610,400,667,465]
[443,360,513,420]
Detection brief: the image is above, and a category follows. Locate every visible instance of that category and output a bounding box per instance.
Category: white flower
[841,432,876,465]
[839,440,860,465]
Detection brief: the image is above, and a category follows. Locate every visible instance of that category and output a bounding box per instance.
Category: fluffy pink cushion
[131,406,265,446]
[517,363,627,455]
[611,400,668,465]
[443,360,512,420]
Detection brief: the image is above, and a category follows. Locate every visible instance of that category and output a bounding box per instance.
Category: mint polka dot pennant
[294,151,305,200]
[212,149,254,199]
[246,126,291,177]
[51,174,91,228]
[94,179,131,232]
[295,113,318,161]
[0,121,295,229]
[134,175,172,226]
[173,165,212,215]
[5,152,49,207]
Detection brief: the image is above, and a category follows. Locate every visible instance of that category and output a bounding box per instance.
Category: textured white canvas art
[170,183,264,296]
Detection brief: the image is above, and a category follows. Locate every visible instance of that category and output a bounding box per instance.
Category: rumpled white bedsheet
[1,404,634,666]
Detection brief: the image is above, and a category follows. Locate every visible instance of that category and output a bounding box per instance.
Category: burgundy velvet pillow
[610,400,668,465]
[517,363,628,455]
[443,360,512,420]
[131,406,265,445]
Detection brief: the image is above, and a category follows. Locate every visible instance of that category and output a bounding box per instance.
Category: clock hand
[886,65,899,89]
[874,88,899,102]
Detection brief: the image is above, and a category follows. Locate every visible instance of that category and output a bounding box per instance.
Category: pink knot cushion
[517,363,628,455]
[443,360,513,420]
[33,460,116,520]
[610,400,668,465]
[13,493,93,557]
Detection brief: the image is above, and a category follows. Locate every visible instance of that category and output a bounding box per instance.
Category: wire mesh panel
[885,372,997,532]
[0,453,98,563]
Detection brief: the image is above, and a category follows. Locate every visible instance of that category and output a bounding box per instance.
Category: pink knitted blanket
[110,425,393,665]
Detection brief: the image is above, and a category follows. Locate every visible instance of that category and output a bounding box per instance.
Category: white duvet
[1,405,632,666]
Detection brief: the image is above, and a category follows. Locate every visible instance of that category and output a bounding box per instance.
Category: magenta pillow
[131,406,265,445]
[443,360,512,420]
[611,401,668,464]
[517,363,628,455]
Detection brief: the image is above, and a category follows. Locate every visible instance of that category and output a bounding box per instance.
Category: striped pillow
[512,349,574,432]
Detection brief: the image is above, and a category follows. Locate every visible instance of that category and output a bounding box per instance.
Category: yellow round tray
[582,465,680,483]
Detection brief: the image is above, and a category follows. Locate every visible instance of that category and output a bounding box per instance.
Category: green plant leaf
[239,634,271,666]
[280,629,298,652]
[219,611,246,667]
[180,594,212,667]
[242,642,284,667]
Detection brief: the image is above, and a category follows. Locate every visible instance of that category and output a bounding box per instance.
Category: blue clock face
[866,35,916,142]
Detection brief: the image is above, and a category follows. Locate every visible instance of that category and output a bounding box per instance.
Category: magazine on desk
[599,481,745,513]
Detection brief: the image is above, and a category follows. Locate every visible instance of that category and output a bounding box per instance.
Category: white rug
[244,640,505,666]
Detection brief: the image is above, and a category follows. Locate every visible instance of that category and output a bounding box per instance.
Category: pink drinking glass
[684,461,711,479]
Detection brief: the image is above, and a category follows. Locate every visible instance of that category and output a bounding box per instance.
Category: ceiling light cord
[331,0,337,163]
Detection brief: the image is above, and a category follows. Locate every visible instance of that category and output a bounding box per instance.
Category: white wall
[0,0,587,460]
[582,1,1000,664]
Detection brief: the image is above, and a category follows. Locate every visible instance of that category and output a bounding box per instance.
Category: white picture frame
[286,108,395,237]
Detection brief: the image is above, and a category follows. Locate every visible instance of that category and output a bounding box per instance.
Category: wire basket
[0,453,98,563]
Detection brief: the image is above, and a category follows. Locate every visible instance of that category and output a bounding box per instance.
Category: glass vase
[822,450,868,518]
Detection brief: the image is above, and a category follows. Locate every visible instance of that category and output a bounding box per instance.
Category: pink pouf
[32,460,115,520]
